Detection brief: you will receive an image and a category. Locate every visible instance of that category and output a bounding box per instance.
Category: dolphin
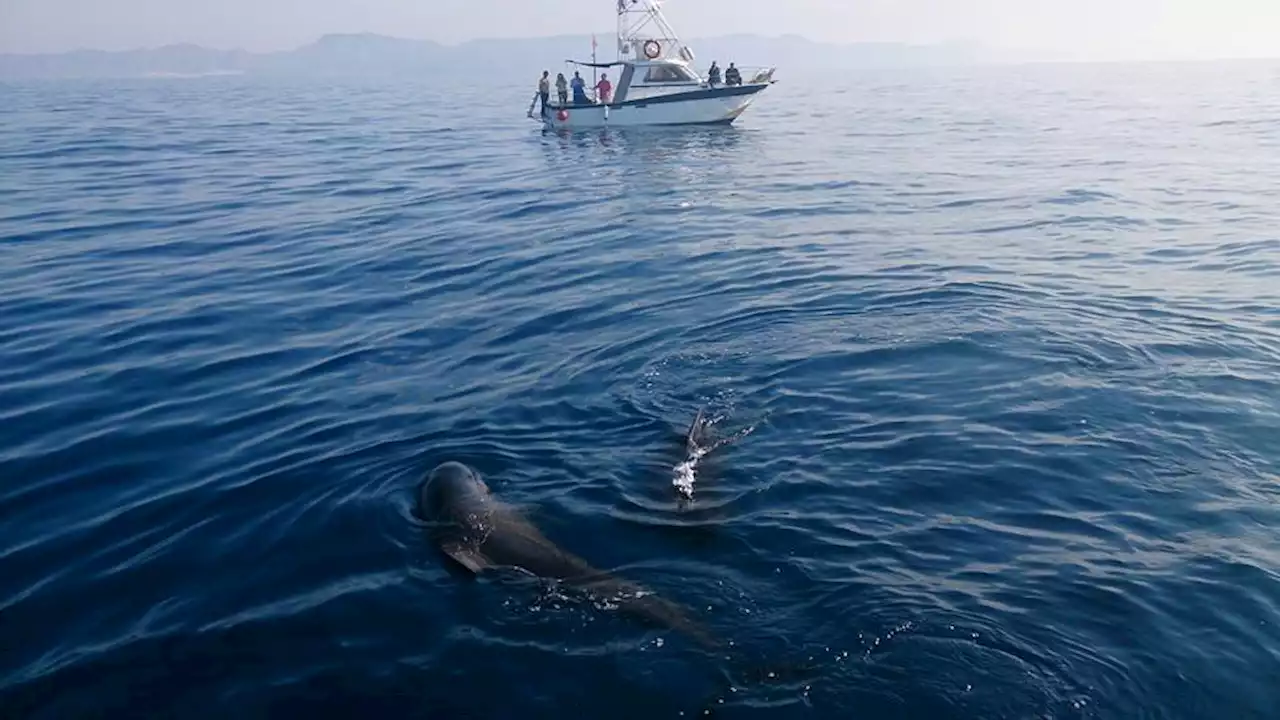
[415,412,819,711]
[417,460,719,650]
[672,408,756,505]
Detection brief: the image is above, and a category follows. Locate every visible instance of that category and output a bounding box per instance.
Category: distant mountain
[685,34,1031,69]
[0,33,1034,80]
[255,33,447,76]
[0,43,255,79]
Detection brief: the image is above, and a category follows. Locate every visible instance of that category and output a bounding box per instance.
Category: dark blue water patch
[2,65,1280,718]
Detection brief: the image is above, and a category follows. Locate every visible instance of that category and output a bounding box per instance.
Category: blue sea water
[1,61,1279,719]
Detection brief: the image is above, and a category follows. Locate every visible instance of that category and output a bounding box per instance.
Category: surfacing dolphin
[672,408,756,505]
[416,460,719,650]
[415,410,819,711]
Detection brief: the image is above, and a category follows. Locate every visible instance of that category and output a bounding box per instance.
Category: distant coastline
[0,32,1048,80]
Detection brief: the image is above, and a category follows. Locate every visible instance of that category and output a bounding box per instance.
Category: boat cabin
[562,58,705,107]
[624,59,702,100]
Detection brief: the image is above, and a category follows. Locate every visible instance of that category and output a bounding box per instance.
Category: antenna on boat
[615,0,695,64]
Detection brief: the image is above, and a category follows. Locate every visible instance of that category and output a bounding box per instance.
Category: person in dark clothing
[570,71,588,104]
[707,61,721,87]
[724,63,742,86]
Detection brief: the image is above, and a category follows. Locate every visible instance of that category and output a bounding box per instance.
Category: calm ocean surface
[2,61,1279,718]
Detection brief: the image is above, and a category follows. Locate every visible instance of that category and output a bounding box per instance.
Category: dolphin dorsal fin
[441,542,491,574]
[685,407,709,453]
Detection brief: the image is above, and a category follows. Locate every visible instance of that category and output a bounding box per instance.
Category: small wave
[3,66,1279,718]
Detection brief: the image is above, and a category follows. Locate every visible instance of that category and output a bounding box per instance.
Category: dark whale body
[417,460,718,650]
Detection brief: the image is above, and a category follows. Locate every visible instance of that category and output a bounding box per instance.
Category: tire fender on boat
[643,40,661,59]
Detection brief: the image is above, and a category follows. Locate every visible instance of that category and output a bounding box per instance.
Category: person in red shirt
[595,73,613,104]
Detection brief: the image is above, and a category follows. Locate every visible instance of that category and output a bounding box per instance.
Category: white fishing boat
[531,0,776,129]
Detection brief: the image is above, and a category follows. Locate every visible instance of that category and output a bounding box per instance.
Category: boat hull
[541,84,769,129]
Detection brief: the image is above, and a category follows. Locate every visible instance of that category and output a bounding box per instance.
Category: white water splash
[671,446,710,501]
[671,415,756,502]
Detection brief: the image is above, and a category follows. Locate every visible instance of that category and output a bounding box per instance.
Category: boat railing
[701,65,777,86]
[548,92,609,109]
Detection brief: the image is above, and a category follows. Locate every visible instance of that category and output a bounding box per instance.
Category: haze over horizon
[2,0,1279,62]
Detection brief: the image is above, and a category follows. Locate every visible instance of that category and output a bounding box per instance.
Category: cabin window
[643,64,695,83]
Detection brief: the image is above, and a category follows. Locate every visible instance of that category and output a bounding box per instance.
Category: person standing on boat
[595,73,613,104]
[707,61,722,87]
[537,70,552,115]
[570,71,588,105]
[555,73,569,106]
[724,63,742,86]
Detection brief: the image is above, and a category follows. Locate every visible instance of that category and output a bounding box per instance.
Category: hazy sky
[2,0,1278,60]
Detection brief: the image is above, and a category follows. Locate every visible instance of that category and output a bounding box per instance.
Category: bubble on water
[669,415,756,502]
[671,456,699,499]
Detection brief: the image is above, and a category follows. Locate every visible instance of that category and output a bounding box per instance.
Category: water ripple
[2,64,1280,718]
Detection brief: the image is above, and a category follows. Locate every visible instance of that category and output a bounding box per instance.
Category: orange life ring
[643,40,661,59]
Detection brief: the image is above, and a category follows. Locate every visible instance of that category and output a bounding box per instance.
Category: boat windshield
[642,64,698,83]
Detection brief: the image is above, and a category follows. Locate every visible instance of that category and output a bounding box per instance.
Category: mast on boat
[614,0,696,65]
